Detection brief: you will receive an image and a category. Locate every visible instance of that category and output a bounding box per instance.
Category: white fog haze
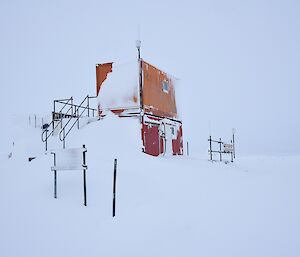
[1,1,300,257]
[1,0,299,155]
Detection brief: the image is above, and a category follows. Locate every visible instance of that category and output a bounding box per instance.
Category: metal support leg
[219,138,222,162]
[83,170,87,206]
[54,170,57,198]
[83,145,87,206]
[112,158,117,217]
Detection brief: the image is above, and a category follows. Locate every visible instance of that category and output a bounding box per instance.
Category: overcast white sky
[0,0,299,155]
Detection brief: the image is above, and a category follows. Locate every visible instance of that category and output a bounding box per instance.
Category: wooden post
[112,158,117,217]
[83,145,87,206]
[219,138,222,162]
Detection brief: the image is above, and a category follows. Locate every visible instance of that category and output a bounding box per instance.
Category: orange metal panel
[142,61,177,118]
[95,63,113,96]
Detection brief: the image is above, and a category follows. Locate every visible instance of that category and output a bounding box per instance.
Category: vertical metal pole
[137,41,143,116]
[60,112,63,129]
[231,140,233,162]
[53,153,57,198]
[187,141,189,156]
[219,138,222,162]
[34,115,37,128]
[71,97,74,116]
[112,158,117,217]
[52,112,55,133]
[87,96,90,117]
[83,145,87,206]
[54,170,57,198]
[45,129,48,151]
[54,100,56,115]
[29,115,31,125]
[233,132,236,159]
[209,135,212,161]
[63,129,65,149]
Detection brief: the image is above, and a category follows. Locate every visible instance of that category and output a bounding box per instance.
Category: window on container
[162,81,169,93]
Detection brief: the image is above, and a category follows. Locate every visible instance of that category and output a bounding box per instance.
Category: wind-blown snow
[0,116,300,257]
[97,60,139,113]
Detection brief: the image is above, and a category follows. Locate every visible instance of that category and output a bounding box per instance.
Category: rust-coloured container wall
[95,63,113,96]
[142,61,178,119]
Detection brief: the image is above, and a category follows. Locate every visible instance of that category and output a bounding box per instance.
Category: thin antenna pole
[136,38,143,115]
[137,25,141,59]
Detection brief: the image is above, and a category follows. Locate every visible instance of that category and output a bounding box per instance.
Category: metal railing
[42,97,74,150]
[41,95,97,151]
[208,135,235,162]
[59,95,97,148]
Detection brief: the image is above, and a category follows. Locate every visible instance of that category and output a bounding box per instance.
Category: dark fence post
[34,114,37,128]
[230,140,233,162]
[112,158,117,217]
[232,131,236,159]
[45,129,48,151]
[87,96,90,117]
[219,138,222,162]
[71,97,74,116]
[187,141,189,156]
[63,129,66,149]
[83,145,87,206]
[53,153,57,198]
[209,136,212,161]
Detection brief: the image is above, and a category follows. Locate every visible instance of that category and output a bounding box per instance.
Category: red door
[143,124,160,156]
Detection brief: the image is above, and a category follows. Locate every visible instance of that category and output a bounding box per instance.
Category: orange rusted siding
[142,61,177,119]
[96,63,113,96]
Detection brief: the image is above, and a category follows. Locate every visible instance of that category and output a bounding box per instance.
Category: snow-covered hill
[1,115,300,257]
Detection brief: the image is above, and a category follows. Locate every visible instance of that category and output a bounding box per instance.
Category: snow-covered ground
[1,115,300,257]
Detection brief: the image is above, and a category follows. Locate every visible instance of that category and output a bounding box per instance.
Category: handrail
[60,105,89,141]
[41,95,98,150]
[41,103,74,143]
[59,95,92,147]
[54,97,73,118]
[54,102,97,113]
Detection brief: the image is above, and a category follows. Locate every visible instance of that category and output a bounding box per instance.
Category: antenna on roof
[136,25,141,60]
[136,40,141,60]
